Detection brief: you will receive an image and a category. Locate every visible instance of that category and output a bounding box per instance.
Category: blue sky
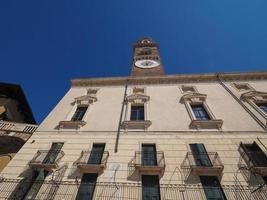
[0,0,267,123]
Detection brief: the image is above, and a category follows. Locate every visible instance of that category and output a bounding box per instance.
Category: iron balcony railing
[238,151,267,177]
[74,150,109,173]
[1,179,267,200]
[181,152,224,179]
[128,151,165,177]
[28,150,64,171]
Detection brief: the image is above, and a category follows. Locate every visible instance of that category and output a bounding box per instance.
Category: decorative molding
[241,91,267,102]
[190,119,223,130]
[71,72,267,87]
[231,83,254,92]
[87,88,98,94]
[180,93,223,130]
[126,93,150,104]
[180,92,207,104]
[73,94,97,105]
[121,120,152,130]
[241,91,267,121]
[133,87,145,94]
[180,85,198,94]
[58,121,86,129]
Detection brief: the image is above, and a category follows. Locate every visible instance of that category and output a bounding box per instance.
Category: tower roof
[133,37,159,48]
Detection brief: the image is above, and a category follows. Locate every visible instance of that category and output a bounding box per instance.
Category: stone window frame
[241,91,267,120]
[121,87,151,130]
[180,92,223,130]
[231,83,254,92]
[180,85,198,94]
[58,89,98,129]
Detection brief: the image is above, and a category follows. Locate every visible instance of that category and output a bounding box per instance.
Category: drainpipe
[114,79,129,153]
[216,74,267,131]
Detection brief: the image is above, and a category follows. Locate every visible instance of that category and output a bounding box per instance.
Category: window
[191,104,210,120]
[256,103,267,115]
[142,175,161,200]
[240,142,267,167]
[87,144,105,165]
[180,92,223,129]
[71,106,88,121]
[190,144,212,167]
[43,142,64,164]
[142,144,157,166]
[76,173,98,200]
[200,176,227,200]
[130,105,145,121]
[23,169,49,200]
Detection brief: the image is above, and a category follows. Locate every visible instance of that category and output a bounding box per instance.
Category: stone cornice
[71,71,267,87]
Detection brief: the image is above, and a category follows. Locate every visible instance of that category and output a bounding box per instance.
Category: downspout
[216,74,267,131]
[114,79,129,153]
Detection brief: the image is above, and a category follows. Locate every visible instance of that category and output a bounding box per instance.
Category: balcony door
[200,176,227,200]
[190,143,212,167]
[142,175,161,200]
[23,169,49,200]
[240,142,267,167]
[87,143,105,164]
[43,142,64,164]
[142,144,157,166]
[76,173,98,200]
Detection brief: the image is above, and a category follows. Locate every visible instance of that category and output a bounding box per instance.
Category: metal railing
[181,152,224,180]
[128,151,165,178]
[74,151,109,173]
[28,150,65,169]
[129,151,165,168]
[238,151,267,174]
[0,120,38,134]
[0,179,267,200]
[181,152,223,168]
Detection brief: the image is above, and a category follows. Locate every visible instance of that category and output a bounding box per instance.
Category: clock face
[135,59,160,69]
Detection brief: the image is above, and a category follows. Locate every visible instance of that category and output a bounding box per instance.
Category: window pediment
[241,91,267,102]
[73,94,97,105]
[126,93,150,104]
[180,93,207,104]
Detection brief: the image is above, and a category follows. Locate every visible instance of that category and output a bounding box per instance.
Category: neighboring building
[1,38,267,200]
[0,82,38,172]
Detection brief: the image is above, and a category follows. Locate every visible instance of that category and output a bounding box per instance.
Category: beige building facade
[1,38,267,199]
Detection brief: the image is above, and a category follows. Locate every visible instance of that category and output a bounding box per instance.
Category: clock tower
[131,37,165,76]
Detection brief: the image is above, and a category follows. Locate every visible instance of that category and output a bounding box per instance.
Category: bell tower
[131,37,164,77]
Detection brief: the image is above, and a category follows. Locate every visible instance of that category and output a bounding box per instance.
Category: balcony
[75,150,109,174]
[0,120,38,134]
[128,151,165,178]
[28,150,64,171]
[238,151,267,177]
[181,152,224,180]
